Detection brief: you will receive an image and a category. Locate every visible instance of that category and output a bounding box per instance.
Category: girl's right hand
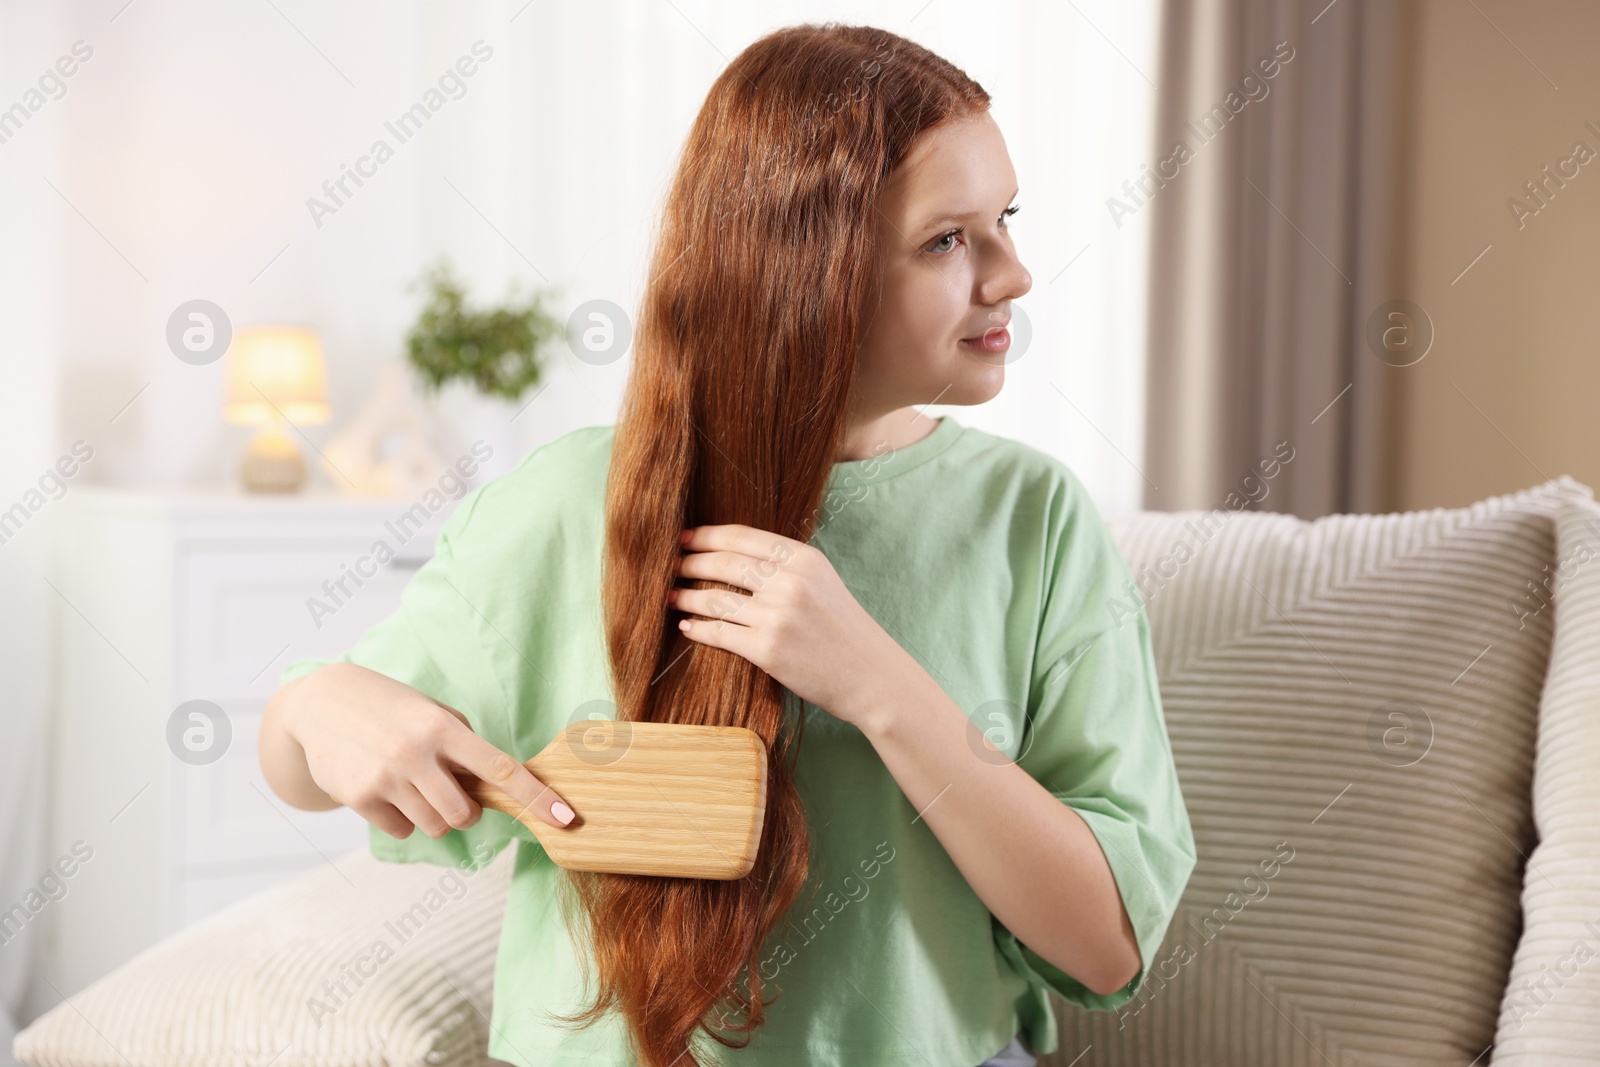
[284,662,575,838]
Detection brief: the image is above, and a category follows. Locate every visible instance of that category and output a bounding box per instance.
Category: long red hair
[551,23,990,1066]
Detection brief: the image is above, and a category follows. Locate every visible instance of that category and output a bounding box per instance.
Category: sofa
[17,476,1600,1066]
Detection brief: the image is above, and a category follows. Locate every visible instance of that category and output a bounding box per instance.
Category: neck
[836,405,940,462]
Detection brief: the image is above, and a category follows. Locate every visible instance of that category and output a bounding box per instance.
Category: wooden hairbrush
[454,720,767,879]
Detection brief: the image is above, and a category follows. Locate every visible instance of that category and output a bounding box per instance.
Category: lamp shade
[224,325,331,426]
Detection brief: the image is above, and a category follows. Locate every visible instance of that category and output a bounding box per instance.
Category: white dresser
[47,488,454,994]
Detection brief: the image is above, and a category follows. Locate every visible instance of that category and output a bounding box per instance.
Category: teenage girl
[262,22,1194,1067]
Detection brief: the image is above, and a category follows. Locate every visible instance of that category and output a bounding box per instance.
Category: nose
[980,246,1032,307]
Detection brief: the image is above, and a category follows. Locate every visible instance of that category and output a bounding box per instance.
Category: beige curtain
[1143,0,1413,518]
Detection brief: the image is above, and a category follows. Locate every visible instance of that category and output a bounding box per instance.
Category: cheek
[854,260,973,388]
[882,262,964,340]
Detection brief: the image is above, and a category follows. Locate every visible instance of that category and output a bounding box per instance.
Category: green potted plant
[404,260,563,477]
[405,259,562,401]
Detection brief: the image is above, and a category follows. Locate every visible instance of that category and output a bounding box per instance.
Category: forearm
[260,672,341,812]
[851,652,1141,997]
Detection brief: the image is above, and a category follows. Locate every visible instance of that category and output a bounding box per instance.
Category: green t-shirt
[280,413,1195,1066]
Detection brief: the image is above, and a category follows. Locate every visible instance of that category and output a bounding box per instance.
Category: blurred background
[1,0,1597,1053]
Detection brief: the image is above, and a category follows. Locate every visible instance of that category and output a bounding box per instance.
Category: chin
[937,366,1005,406]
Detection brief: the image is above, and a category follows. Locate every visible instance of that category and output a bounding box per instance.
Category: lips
[960,326,1011,353]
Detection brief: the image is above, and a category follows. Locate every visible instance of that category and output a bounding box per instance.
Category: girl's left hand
[670,523,906,729]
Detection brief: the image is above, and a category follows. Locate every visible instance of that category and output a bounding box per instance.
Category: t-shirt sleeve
[991,469,1197,1012]
[277,486,542,870]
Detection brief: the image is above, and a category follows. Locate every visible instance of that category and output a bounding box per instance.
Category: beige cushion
[14,846,514,1067]
[1043,476,1592,1066]
[1492,495,1600,1062]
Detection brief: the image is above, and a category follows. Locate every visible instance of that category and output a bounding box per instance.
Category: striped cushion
[14,846,513,1067]
[1492,495,1600,1063]
[1042,476,1594,1066]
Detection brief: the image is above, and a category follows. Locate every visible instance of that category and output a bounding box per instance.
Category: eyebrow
[914,187,1020,235]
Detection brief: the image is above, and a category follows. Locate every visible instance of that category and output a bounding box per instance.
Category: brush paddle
[454,720,767,879]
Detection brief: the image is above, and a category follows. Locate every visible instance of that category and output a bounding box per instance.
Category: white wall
[16,0,1157,507]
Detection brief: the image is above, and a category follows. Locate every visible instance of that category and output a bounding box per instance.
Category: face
[853,110,1032,416]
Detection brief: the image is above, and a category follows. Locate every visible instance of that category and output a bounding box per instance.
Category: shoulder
[949,422,1101,534]
[438,424,616,553]
[507,423,617,488]
[951,424,1134,656]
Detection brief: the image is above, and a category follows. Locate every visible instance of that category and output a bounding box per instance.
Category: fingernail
[679,528,693,544]
[551,800,575,826]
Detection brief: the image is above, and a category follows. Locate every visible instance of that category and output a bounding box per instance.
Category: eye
[924,204,1021,256]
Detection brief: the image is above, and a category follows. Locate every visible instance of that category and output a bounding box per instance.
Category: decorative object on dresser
[223,325,331,494]
[319,362,459,498]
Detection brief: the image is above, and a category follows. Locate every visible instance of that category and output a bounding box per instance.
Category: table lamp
[224,325,330,493]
